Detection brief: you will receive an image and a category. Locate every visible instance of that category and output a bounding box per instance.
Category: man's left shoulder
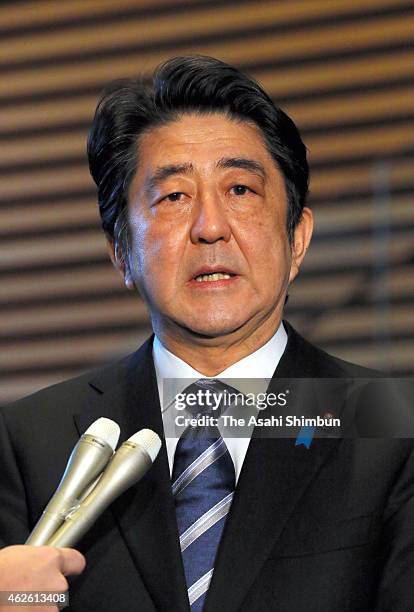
[282,320,381,379]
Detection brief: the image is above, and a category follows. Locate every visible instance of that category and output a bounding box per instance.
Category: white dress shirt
[153,322,287,483]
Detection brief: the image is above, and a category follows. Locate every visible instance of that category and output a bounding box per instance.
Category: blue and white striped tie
[172,379,236,610]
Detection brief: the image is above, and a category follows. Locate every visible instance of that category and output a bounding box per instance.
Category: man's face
[116,114,311,343]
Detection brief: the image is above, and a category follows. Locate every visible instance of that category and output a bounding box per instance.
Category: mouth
[189,267,239,285]
[194,272,235,283]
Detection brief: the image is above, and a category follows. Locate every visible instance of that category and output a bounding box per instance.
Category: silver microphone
[26,418,120,546]
[47,429,161,548]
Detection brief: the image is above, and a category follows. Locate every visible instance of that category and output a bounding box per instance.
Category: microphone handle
[26,435,113,546]
[47,443,152,548]
[26,491,82,546]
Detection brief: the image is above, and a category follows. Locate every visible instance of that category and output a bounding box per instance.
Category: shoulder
[282,321,414,442]
[1,336,154,426]
[282,320,381,378]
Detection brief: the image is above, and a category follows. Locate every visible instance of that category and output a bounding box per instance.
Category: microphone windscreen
[128,429,161,462]
[85,417,120,451]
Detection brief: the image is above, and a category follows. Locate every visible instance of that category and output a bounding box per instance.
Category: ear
[289,207,313,283]
[106,238,135,290]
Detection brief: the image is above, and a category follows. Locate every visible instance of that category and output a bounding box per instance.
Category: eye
[230,184,253,196]
[164,192,184,202]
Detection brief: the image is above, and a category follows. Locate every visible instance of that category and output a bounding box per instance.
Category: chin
[183,312,249,338]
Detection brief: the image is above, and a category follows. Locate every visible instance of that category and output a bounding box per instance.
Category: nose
[190,189,231,244]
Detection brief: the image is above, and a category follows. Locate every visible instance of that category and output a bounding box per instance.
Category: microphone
[47,429,161,548]
[26,418,120,546]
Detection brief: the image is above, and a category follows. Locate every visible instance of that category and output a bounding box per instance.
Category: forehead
[135,113,276,173]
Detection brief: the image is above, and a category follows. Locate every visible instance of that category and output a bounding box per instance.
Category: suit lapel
[205,323,346,612]
[74,338,189,612]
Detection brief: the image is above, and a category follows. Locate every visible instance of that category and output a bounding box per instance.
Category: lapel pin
[295,425,315,449]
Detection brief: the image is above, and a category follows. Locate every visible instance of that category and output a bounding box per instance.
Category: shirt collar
[153,322,287,411]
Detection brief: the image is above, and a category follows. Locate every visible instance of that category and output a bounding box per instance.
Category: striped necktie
[172,379,236,610]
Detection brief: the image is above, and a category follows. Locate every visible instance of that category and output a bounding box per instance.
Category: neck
[154,317,283,376]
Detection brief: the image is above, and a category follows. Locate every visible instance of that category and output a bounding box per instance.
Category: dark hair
[87,55,309,255]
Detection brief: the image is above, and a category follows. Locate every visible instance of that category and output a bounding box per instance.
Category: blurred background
[1,0,413,403]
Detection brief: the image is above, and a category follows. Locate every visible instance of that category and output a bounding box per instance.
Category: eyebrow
[216,157,267,181]
[145,162,194,194]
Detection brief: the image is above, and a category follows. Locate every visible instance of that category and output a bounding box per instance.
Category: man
[0,56,413,611]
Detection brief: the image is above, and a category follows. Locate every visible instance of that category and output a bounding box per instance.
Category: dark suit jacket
[1,322,413,611]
